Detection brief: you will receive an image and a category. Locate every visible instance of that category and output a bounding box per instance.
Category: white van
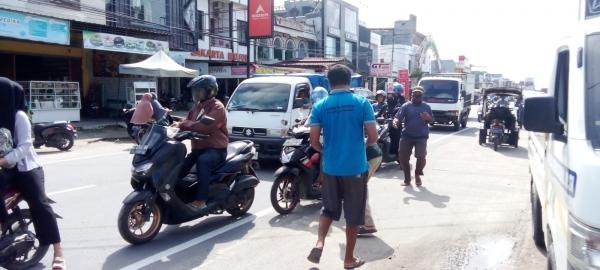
[226,76,312,160]
[523,14,600,270]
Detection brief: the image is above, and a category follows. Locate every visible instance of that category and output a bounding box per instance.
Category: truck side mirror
[293,98,304,109]
[523,96,563,133]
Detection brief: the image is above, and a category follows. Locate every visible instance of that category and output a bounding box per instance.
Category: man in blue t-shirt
[393,86,434,187]
[306,65,378,269]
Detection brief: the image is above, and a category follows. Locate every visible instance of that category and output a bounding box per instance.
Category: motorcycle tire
[53,133,74,151]
[270,175,300,215]
[493,137,500,151]
[118,201,163,245]
[1,209,50,270]
[226,188,255,217]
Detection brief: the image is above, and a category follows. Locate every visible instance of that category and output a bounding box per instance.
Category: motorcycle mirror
[295,119,302,123]
[200,115,216,125]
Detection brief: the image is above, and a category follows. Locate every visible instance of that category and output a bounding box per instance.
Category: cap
[412,86,425,94]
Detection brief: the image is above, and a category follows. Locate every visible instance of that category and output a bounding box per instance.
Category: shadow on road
[339,236,395,264]
[402,186,450,208]
[497,145,528,159]
[101,214,255,270]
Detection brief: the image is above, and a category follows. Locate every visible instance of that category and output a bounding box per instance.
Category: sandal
[52,257,66,270]
[358,227,378,235]
[307,247,323,264]
[344,257,365,269]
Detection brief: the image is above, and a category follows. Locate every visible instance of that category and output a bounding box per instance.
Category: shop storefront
[82,30,170,113]
[0,8,83,123]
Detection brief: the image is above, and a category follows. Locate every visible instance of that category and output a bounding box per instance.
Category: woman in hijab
[130,93,170,126]
[0,77,66,270]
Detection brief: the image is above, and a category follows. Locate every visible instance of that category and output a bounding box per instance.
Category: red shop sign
[249,0,274,38]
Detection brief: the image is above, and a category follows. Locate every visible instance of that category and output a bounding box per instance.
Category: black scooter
[118,117,260,245]
[33,122,77,151]
[270,124,321,215]
[376,118,399,165]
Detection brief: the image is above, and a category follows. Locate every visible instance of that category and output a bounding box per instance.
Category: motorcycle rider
[386,83,406,158]
[372,90,387,118]
[174,75,228,210]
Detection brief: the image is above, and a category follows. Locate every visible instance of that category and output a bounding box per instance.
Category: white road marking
[47,184,97,196]
[429,127,474,146]
[119,208,275,270]
[42,151,127,165]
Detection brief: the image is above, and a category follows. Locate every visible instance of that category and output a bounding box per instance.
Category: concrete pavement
[27,122,545,269]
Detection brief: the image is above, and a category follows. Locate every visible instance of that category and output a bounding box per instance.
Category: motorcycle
[122,105,182,144]
[376,118,399,165]
[33,122,77,151]
[270,124,321,215]
[117,117,260,244]
[0,188,60,269]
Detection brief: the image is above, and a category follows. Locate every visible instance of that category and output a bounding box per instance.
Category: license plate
[491,128,503,133]
[130,145,149,155]
[283,138,303,147]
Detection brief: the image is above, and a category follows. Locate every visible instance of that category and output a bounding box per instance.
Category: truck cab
[524,13,600,270]
[226,76,312,160]
[418,74,474,131]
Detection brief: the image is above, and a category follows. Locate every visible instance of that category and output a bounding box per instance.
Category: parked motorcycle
[270,124,321,215]
[118,117,259,244]
[0,188,60,269]
[33,122,77,151]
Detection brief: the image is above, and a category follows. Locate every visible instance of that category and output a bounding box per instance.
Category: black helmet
[187,75,219,102]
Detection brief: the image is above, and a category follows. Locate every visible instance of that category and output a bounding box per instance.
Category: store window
[197,10,205,40]
[237,20,248,45]
[130,0,167,25]
[285,40,296,60]
[258,39,270,60]
[325,36,337,58]
[274,38,284,60]
[345,41,355,62]
[298,43,307,58]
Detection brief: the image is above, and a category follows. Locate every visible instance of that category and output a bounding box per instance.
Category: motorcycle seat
[186,141,254,174]
[34,122,67,134]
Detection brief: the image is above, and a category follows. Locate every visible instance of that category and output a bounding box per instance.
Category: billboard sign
[83,31,169,55]
[0,9,70,45]
[370,63,391,77]
[248,0,274,38]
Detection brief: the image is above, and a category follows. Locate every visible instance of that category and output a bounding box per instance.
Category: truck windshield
[228,83,291,112]
[586,33,600,148]
[420,80,459,104]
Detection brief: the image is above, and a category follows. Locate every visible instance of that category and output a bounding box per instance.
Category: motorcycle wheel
[2,210,50,270]
[53,133,74,151]
[226,188,255,217]
[493,137,500,151]
[118,201,162,245]
[270,175,300,215]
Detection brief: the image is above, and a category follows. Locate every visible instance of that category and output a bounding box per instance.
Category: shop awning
[119,50,199,78]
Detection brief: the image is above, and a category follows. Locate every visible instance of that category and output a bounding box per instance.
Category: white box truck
[418,73,475,131]
[523,9,600,270]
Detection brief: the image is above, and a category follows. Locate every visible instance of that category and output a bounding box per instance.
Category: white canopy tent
[119,50,199,78]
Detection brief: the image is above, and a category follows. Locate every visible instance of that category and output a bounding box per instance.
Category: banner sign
[248,0,274,38]
[370,63,391,77]
[0,9,69,45]
[398,69,410,97]
[83,31,169,55]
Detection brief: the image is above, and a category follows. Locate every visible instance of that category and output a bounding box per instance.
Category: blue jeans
[195,148,227,201]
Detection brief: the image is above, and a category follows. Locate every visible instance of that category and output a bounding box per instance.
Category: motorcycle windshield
[140,125,168,152]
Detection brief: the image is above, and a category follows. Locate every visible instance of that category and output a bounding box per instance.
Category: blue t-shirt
[310,90,375,176]
[395,102,433,139]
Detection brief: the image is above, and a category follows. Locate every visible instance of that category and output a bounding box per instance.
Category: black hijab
[0,77,26,136]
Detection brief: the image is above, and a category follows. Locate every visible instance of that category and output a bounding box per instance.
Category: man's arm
[182,103,226,134]
[310,126,323,153]
[365,123,378,146]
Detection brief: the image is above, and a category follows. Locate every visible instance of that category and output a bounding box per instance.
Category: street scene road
[28,116,545,270]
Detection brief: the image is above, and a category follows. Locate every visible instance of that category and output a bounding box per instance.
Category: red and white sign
[397,69,410,97]
[249,0,274,38]
[370,63,391,77]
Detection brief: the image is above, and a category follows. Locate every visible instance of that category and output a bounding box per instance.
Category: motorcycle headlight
[280,147,295,164]
[568,215,600,269]
[131,162,153,176]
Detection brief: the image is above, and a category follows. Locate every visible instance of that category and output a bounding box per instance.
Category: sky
[275,0,581,88]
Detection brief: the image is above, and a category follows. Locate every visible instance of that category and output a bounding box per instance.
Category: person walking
[359,144,383,235]
[0,77,66,270]
[393,86,433,186]
[306,65,378,269]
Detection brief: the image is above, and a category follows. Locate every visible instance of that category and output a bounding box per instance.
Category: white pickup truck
[418,73,475,131]
[523,9,600,270]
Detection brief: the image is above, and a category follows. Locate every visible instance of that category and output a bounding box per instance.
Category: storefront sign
[231,66,249,76]
[249,0,274,38]
[83,31,169,55]
[186,62,209,74]
[0,0,105,25]
[345,32,357,41]
[370,63,391,77]
[191,49,248,62]
[328,27,341,37]
[0,9,70,45]
[359,41,370,48]
[192,49,226,59]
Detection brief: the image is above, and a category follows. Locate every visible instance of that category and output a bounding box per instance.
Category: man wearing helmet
[175,75,228,210]
[372,90,387,118]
